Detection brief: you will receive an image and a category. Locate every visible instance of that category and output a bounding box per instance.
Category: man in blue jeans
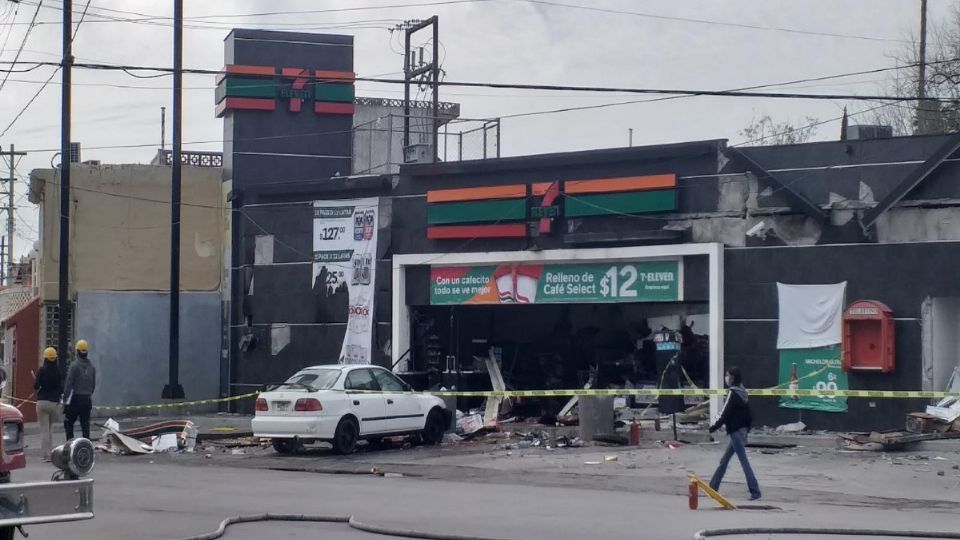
[708,366,761,500]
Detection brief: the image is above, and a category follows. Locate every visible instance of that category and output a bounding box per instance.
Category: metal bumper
[0,479,93,528]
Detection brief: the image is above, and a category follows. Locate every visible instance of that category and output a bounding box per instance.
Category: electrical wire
[0,0,92,138]
[518,0,909,44]
[0,1,21,60]
[0,0,43,99]
[0,59,952,103]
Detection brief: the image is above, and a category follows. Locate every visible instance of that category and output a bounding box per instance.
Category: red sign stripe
[428,224,527,239]
[314,102,356,115]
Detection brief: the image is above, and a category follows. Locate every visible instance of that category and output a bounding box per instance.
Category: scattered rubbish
[604,455,618,462]
[231,449,245,455]
[938,470,946,476]
[665,442,683,449]
[457,413,485,435]
[371,466,384,476]
[933,456,947,461]
[775,421,806,434]
[927,367,960,423]
[442,433,464,444]
[953,464,959,470]
[584,461,601,465]
[839,430,960,452]
[384,472,404,478]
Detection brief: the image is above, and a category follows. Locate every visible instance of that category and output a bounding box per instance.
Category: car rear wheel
[272,439,302,454]
[333,417,359,455]
[421,409,446,445]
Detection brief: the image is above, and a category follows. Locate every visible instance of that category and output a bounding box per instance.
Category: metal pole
[403,29,411,150]
[162,0,185,400]
[431,17,439,162]
[387,115,394,173]
[161,106,166,152]
[629,128,634,147]
[58,0,73,374]
[1,237,6,287]
[496,121,501,158]
[6,145,13,286]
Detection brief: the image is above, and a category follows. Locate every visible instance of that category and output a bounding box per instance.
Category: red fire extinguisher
[629,420,640,446]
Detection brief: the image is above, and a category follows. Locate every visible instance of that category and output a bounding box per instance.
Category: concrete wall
[30,164,225,301]
[76,291,220,409]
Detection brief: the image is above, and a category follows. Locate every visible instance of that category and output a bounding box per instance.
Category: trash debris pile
[98,419,198,455]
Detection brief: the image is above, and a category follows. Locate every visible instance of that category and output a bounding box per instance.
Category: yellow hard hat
[43,347,57,361]
[75,339,89,354]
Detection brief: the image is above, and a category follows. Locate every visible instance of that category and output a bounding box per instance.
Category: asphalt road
[11,447,960,540]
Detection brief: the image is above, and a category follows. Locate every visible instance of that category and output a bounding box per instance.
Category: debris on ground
[97,419,198,455]
[839,430,960,452]
[593,433,629,446]
[775,421,807,434]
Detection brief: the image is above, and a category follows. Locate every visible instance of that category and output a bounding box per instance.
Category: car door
[372,368,425,432]
[343,368,387,436]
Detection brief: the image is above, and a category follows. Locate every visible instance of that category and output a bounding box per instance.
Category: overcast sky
[0,0,951,256]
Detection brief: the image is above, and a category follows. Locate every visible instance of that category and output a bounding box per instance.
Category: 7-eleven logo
[281,68,311,112]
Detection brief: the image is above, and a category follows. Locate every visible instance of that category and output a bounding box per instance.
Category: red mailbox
[842,300,895,373]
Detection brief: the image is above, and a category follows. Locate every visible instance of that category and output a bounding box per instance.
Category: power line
[0,59,954,103]
[0,1,20,60]
[518,0,909,44]
[0,0,43,99]
[0,0,92,138]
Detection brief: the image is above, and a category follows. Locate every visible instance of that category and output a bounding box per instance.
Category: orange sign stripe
[531,182,554,196]
[224,65,275,76]
[281,67,311,78]
[565,174,676,195]
[427,185,527,204]
[315,70,356,82]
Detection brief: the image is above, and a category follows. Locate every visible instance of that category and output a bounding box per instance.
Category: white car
[252,365,450,454]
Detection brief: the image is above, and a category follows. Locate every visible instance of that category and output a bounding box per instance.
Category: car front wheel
[421,409,446,445]
[333,417,359,455]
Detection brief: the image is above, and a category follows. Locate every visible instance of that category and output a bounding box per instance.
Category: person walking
[63,339,96,440]
[34,347,62,460]
[708,366,761,500]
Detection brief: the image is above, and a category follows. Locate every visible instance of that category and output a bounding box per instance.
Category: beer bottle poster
[312,197,379,365]
[777,345,848,413]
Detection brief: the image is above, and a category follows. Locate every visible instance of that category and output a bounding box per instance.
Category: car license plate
[273,401,291,412]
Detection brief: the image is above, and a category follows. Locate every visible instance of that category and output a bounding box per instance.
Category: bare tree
[739,114,820,146]
[861,3,960,135]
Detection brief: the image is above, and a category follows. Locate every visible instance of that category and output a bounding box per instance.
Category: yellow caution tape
[92,392,261,411]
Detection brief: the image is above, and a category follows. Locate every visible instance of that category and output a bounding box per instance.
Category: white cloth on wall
[777,282,846,349]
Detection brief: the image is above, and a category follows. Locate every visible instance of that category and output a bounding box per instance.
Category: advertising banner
[778,346,848,413]
[313,197,379,364]
[430,260,680,305]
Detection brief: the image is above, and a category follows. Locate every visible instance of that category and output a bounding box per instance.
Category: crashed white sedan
[252,365,450,454]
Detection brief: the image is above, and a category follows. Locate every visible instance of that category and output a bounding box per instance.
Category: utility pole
[915,0,938,135]
[402,17,440,161]
[919,0,928,102]
[162,0,185,400]
[58,0,73,372]
[161,106,166,152]
[0,144,24,287]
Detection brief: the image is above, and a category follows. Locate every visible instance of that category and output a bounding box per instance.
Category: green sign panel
[430,260,680,305]
[778,346,848,413]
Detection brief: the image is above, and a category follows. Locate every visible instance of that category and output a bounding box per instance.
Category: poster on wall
[778,345,848,413]
[430,260,680,305]
[312,197,379,365]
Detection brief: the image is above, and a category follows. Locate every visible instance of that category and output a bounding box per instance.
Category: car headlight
[51,438,95,480]
[2,421,22,454]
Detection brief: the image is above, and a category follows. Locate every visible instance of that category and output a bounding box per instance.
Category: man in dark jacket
[708,366,761,500]
[34,347,62,460]
[63,339,96,440]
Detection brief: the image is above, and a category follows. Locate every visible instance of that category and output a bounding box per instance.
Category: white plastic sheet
[776,282,846,349]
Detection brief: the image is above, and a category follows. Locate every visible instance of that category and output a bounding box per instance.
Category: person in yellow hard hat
[63,339,96,440]
[34,346,62,460]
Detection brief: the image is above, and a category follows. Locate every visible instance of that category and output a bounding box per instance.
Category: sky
[0,0,952,257]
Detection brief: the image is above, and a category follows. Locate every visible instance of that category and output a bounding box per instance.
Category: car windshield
[276,369,341,391]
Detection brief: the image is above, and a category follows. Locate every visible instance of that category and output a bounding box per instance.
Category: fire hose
[694,528,960,539]
[172,513,515,540]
